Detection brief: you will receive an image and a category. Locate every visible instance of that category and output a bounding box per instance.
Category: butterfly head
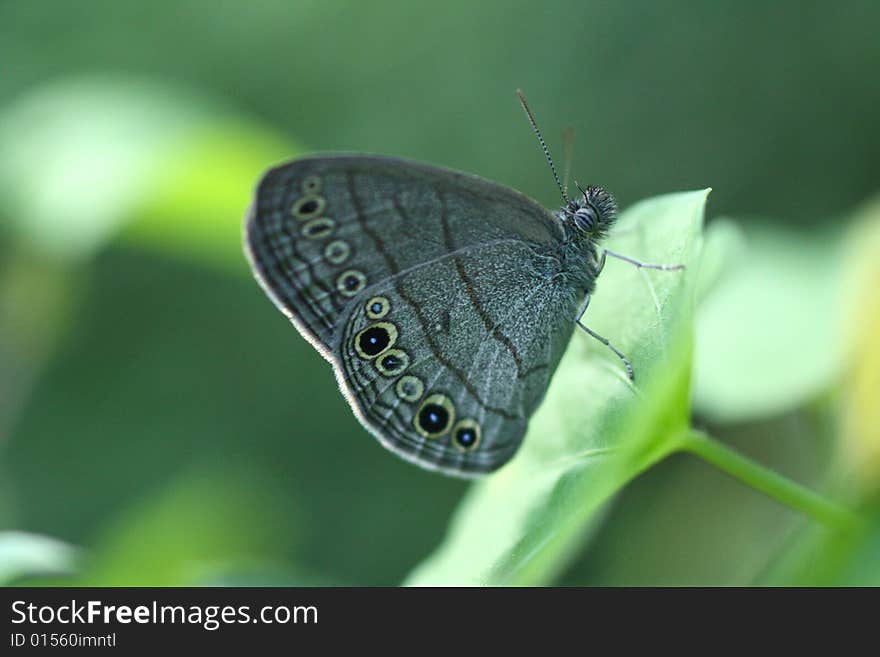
[562,184,617,241]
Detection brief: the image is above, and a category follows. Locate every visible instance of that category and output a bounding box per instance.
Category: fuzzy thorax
[550,185,618,295]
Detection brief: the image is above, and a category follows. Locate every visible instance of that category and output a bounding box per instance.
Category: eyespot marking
[451,419,481,452]
[365,296,390,320]
[354,322,398,360]
[395,375,424,402]
[324,240,351,265]
[414,393,455,439]
[291,195,326,220]
[375,348,409,377]
[336,269,366,297]
[302,175,322,194]
[301,217,335,239]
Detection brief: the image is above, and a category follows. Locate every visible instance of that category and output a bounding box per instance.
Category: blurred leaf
[693,218,746,303]
[747,199,880,586]
[0,254,82,443]
[123,120,298,270]
[0,75,296,266]
[693,221,844,423]
[69,467,298,586]
[201,568,348,587]
[406,190,709,586]
[0,531,79,584]
[839,197,880,497]
[0,254,77,363]
[757,500,880,586]
[0,76,199,260]
[830,515,880,586]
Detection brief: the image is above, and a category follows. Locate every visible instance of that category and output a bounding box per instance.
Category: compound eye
[574,208,595,231]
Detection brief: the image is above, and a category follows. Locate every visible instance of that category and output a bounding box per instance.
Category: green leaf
[66,467,299,586]
[0,76,200,261]
[693,221,844,423]
[405,189,710,586]
[693,218,747,304]
[0,75,297,267]
[0,531,79,584]
[759,198,880,585]
[837,197,880,498]
[122,120,299,271]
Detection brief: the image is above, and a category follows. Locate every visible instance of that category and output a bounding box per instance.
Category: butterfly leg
[600,249,685,272]
[575,294,635,381]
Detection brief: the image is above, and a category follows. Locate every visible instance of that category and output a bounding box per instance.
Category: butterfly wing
[245,155,577,476]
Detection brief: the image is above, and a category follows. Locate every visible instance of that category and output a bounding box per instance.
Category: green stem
[677,430,860,532]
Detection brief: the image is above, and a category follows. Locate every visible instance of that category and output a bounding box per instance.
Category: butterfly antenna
[516,89,569,204]
[562,126,575,200]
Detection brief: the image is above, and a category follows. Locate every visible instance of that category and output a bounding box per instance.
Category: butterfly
[243,90,682,477]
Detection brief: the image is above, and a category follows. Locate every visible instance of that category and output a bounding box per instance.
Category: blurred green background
[1,1,879,586]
